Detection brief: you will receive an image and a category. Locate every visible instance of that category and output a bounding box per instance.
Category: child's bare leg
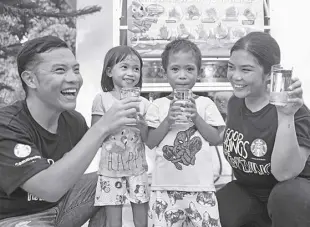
[131,202,148,227]
[105,205,123,227]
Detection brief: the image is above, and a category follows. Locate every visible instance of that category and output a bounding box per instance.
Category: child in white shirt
[145,39,225,227]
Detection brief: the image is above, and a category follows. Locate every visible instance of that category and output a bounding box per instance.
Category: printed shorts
[94,172,150,206]
[148,190,221,227]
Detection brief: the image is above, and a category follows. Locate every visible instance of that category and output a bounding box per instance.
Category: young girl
[91,46,150,227]
[145,39,225,227]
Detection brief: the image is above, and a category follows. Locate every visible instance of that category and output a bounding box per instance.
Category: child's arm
[146,118,171,149]
[146,101,182,149]
[91,93,106,126]
[91,115,102,126]
[136,113,148,142]
[187,97,224,145]
[194,116,224,145]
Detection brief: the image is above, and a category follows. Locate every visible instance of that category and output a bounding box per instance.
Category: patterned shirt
[145,96,225,191]
[92,92,150,177]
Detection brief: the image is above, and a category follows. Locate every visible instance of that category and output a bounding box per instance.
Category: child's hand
[136,113,148,131]
[186,97,199,122]
[166,100,183,125]
[136,113,149,142]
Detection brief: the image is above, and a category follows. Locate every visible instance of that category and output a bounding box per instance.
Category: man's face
[30,48,83,112]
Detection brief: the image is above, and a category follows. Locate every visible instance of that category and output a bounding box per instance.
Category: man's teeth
[61,89,77,95]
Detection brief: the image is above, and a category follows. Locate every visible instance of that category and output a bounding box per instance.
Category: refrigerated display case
[119,0,268,93]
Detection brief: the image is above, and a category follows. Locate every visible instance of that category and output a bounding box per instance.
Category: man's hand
[97,97,141,134]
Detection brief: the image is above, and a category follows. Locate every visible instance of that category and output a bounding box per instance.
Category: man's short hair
[17,36,69,92]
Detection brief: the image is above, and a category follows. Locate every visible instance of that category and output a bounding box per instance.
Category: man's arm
[21,97,140,202]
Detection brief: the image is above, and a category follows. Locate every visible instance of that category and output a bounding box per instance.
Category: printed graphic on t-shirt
[250,139,267,157]
[14,143,31,158]
[223,128,271,175]
[101,127,145,173]
[162,125,202,170]
[27,193,44,202]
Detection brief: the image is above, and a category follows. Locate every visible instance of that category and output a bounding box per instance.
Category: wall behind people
[76,0,114,126]
[270,0,310,106]
[76,1,310,125]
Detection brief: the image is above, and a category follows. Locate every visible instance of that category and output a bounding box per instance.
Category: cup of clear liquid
[269,64,293,106]
[173,88,192,124]
[120,87,141,124]
[120,87,141,99]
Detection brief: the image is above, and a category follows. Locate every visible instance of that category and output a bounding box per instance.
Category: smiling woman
[217,31,310,227]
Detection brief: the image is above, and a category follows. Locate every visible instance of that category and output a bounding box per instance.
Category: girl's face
[166,51,199,90]
[227,49,268,99]
[108,54,141,90]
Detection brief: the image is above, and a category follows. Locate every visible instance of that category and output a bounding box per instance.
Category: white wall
[270,0,310,106]
[75,0,114,126]
[76,0,310,121]
[76,0,115,173]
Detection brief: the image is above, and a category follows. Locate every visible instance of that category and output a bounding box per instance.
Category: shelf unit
[118,0,270,93]
[113,0,271,188]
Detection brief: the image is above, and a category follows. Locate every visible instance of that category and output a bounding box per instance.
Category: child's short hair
[161,39,202,72]
[101,46,143,92]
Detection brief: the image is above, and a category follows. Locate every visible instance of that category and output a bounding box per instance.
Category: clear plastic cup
[120,87,141,125]
[270,64,293,106]
[173,88,192,124]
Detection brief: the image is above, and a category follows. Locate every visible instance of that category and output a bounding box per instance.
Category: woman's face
[227,49,268,99]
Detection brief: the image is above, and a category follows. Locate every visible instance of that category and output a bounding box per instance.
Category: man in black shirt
[0,36,141,227]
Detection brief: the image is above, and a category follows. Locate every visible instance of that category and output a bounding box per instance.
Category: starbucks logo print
[250,139,267,157]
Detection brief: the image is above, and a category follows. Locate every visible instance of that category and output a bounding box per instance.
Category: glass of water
[269,64,293,106]
[120,87,141,99]
[173,88,192,124]
[120,87,141,124]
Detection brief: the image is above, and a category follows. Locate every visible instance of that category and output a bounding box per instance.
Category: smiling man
[0,36,141,227]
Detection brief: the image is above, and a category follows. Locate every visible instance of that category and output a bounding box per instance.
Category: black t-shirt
[0,100,88,220]
[223,96,310,191]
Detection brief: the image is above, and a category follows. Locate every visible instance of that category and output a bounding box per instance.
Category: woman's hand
[276,77,303,116]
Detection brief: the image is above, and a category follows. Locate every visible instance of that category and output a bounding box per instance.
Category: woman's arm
[271,114,310,181]
[271,77,310,181]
